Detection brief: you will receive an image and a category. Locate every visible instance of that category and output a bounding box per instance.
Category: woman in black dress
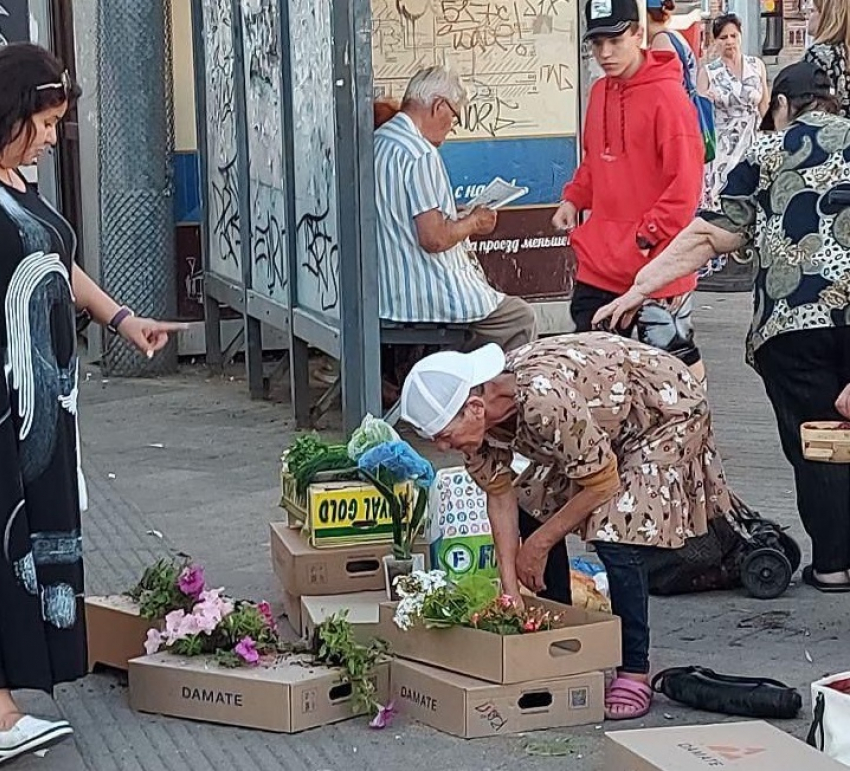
[0,43,183,762]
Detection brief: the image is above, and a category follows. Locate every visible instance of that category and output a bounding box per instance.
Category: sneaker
[0,716,73,764]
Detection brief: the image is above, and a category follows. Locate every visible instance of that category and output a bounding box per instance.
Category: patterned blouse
[699,111,850,366]
[805,43,849,118]
[464,334,732,549]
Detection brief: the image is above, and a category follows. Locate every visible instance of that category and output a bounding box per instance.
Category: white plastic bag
[809,672,850,766]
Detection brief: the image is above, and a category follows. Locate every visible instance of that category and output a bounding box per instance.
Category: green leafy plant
[284,435,353,495]
[394,570,564,635]
[311,612,389,716]
[126,557,196,620]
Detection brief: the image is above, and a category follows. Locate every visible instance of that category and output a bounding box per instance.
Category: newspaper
[466,177,529,210]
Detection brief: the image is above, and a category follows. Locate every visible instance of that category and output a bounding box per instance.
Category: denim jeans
[518,509,572,605]
[592,541,651,675]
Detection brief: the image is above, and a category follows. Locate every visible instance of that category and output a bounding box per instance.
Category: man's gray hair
[402,65,468,109]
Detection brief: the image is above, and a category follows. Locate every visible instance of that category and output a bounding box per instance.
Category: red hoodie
[562,50,703,298]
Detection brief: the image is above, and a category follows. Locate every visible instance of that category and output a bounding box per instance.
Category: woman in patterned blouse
[805,0,849,118]
[400,338,733,720]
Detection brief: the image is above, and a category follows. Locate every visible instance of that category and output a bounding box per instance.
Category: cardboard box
[300,592,384,643]
[428,467,499,582]
[270,522,428,597]
[391,659,604,739]
[129,652,390,733]
[606,720,848,771]
[378,599,620,684]
[280,588,302,636]
[85,595,158,672]
[281,471,413,547]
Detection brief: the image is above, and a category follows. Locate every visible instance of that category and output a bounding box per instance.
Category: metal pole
[331,0,381,433]
[97,0,177,375]
[230,0,264,399]
[279,0,310,427]
[190,0,223,367]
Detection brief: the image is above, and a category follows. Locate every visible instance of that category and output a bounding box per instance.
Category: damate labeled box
[606,720,848,771]
[85,595,158,672]
[129,652,390,733]
[391,659,604,739]
[378,599,621,684]
[270,521,429,597]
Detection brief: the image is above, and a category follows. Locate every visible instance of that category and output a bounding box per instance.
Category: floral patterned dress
[700,56,764,278]
[465,333,733,549]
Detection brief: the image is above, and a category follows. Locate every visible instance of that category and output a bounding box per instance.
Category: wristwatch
[107,306,134,334]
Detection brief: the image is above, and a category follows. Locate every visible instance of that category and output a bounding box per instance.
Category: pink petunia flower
[235,636,260,665]
[178,564,206,599]
[257,601,275,628]
[523,619,539,633]
[369,701,397,729]
[497,594,516,609]
[145,628,164,655]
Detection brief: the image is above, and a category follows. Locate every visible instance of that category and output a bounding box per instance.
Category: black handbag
[651,666,802,719]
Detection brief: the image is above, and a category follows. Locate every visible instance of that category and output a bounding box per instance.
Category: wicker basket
[801,422,850,463]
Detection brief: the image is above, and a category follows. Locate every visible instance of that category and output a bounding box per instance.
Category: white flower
[566,349,588,365]
[616,492,636,513]
[659,383,678,405]
[531,375,553,394]
[596,523,621,542]
[638,518,659,541]
[665,468,680,484]
[610,382,626,404]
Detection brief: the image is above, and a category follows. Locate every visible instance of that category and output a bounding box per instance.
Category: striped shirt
[374,112,503,323]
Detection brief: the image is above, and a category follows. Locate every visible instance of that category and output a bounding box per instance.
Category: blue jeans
[592,541,651,675]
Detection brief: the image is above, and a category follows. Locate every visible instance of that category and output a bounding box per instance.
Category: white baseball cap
[400,343,506,438]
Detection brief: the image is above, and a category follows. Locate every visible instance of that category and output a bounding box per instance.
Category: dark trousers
[520,510,650,674]
[755,328,850,573]
[518,509,571,605]
[593,542,651,675]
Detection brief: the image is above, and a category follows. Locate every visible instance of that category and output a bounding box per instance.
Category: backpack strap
[659,30,697,97]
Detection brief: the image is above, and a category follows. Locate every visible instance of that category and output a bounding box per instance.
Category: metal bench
[309,320,468,425]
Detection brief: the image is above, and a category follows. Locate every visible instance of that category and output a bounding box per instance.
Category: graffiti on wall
[241,0,288,302]
[289,0,340,317]
[372,0,580,139]
[203,0,242,283]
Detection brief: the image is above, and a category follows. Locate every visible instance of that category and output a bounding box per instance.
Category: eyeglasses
[35,70,72,96]
[443,98,462,127]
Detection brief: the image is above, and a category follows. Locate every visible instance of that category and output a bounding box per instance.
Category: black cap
[761,61,835,131]
[584,0,640,40]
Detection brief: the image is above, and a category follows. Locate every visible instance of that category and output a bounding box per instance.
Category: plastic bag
[347,414,400,461]
[357,440,434,489]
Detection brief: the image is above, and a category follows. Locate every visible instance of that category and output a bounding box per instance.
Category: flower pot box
[378,599,621,685]
[270,522,429,597]
[280,588,302,637]
[280,472,413,547]
[391,659,604,739]
[129,652,391,733]
[85,595,160,673]
[300,591,385,644]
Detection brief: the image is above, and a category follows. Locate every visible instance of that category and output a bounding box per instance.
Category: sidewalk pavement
[12,292,849,770]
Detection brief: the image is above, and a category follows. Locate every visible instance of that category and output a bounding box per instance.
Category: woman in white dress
[698,13,770,279]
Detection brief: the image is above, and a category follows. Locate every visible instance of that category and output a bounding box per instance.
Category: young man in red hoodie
[553,0,705,380]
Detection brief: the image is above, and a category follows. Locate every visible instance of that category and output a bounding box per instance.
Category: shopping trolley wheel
[741,548,793,600]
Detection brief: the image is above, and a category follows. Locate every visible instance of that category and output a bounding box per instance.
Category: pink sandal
[605,676,653,720]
